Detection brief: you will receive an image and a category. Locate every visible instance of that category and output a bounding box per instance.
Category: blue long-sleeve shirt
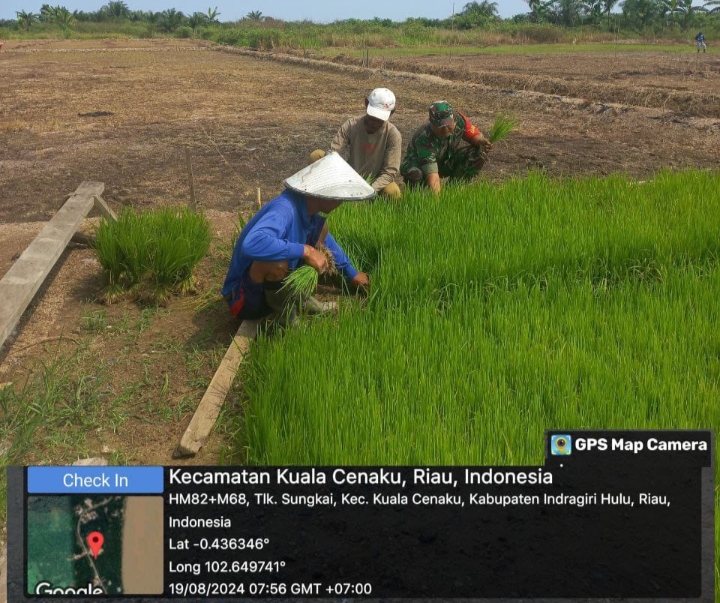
[222,189,358,297]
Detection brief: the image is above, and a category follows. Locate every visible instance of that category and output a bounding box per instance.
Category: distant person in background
[696,31,706,53]
[401,101,493,196]
[310,88,403,200]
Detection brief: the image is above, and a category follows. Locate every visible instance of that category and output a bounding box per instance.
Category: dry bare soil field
[0,38,719,467]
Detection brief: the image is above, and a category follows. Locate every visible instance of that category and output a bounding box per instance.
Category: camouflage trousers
[402,144,488,186]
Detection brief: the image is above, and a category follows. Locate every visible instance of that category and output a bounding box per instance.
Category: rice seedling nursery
[231,171,720,582]
[94,207,211,303]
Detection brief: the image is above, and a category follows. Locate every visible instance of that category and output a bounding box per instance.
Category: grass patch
[94,207,211,304]
[0,350,110,524]
[80,309,108,334]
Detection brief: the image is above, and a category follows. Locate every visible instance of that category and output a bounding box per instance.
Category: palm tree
[105,1,129,20]
[582,0,604,24]
[552,0,584,26]
[621,0,663,31]
[39,4,54,22]
[602,0,620,29]
[53,6,75,27]
[72,10,93,21]
[525,0,552,22]
[660,0,696,26]
[702,0,720,12]
[188,12,207,32]
[462,0,499,16]
[662,0,679,27]
[158,8,185,32]
[16,10,38,29]
[206,6,220,23]
[246,10,264,21]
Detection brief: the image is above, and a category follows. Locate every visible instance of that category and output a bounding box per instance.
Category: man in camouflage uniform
[401,101,493,195]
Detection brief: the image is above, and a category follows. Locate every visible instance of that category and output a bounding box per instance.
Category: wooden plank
[173,320,259,458]
[0,181,104,351]
[94,195,117,222]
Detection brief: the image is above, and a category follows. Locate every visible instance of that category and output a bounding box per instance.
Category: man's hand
[468,132,493,152]
[426,173,442,196]
[350,272,370,290]
[309,149,326,163]
[302,244,328,274]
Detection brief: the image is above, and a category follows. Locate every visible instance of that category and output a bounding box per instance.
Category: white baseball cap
[366,88,396,121]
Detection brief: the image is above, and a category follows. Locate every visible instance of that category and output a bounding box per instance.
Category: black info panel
[8,430,715,602]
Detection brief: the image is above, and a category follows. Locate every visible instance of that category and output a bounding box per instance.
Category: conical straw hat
[284,152,375,201]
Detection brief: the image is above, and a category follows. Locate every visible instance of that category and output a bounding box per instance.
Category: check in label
[27,466,163,494]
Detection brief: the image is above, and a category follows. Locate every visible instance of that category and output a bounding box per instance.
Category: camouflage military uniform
[401,107,487,184]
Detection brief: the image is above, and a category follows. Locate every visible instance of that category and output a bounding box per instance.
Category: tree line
[8,0,720,33]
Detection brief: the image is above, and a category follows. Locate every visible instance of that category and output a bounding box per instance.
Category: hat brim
[366,105,391,121]
[431,116,455,128]
[283,181,376,201]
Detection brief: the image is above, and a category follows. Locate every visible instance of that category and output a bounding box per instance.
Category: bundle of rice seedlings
[488,114,517,144]
[94,207,210,305]
[280,245,338,305]
[147,208,210,303]
[281,265,319,302]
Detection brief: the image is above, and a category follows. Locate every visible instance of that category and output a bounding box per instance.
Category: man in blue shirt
[696,32,706,53]
[222,153,372,321]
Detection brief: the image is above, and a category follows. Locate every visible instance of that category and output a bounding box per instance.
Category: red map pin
[87,532,104,559]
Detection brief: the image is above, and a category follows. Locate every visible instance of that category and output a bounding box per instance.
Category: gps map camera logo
[551,435,572,455]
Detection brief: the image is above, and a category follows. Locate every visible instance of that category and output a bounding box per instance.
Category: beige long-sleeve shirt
[330,116,402,192]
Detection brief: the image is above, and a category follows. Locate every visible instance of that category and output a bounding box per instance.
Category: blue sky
[1,1,530,22]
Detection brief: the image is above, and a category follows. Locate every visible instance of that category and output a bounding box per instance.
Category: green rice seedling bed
[95,207,211,303]
[235,171,719,590]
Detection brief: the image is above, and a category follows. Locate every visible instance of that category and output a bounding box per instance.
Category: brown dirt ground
[323,49,720,117]
[1,39,719,468]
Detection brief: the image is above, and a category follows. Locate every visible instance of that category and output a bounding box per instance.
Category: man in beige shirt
[311,88,402,200]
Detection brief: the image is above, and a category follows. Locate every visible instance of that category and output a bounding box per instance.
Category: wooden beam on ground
[94,195,117,222]
[0,181,104,352]
[173,319,259,459]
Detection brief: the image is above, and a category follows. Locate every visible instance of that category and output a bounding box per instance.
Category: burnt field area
[1,39,719,230]
[327,48,720,117]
